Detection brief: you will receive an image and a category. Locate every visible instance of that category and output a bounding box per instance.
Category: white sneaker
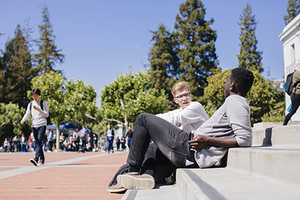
[117,173,155,190]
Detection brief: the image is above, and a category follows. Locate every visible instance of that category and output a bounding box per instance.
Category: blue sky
[0,0,287,105]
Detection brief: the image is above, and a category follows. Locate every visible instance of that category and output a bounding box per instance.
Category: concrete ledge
[176,168,300,200]
[227,147,300,185]
[252,124,300,147]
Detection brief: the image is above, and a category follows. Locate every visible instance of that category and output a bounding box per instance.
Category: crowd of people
[1,126,130,153]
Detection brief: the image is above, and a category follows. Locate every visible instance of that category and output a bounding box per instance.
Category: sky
[0,0,288,106]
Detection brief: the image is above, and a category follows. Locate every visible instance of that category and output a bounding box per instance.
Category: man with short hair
[117,67,254,190]
[21,88,49,166]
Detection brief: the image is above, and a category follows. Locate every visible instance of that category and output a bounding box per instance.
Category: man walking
[21,88,49,166]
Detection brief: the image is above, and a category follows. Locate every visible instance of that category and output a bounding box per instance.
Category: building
[279,13,300,122]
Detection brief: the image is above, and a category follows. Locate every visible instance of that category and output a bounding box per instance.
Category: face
[32,93,40,102]
[107,124,111,129]
[224,74,233,98]
[174,88,192,109]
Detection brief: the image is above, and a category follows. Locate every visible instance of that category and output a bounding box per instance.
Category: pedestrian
[116,136,120,151]
[73,128,80,152]
[47,129,54,152]
[284,60,300,125]
[12,135,19,152]
[115,67,254,190]
[92,133,98,152]
[21,88,49,166]
[79,125,88,153]
[20,134,27,152]
[120,135,126,151]
[59,132,65,150]
[3,138,10,152]
[105,124,115,154]
[126,126,133,149]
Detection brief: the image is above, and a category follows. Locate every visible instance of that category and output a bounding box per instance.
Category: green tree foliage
[237,4,263,73]
[204,69,284,124]
[284,0,300,25]
[0,103,25,138]
[0,25,37,108]
[99,70,168,128]
[174,0,218,99]
[30,71,97,148]
[34,4,65,74]
[148,24,180,106]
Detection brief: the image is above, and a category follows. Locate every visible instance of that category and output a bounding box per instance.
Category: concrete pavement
[0,150,128,199]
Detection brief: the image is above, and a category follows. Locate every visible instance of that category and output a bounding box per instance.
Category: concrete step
[227,147,300,185]
[176,168,300,200]
[252,124,300,147]
[121,184,183,200]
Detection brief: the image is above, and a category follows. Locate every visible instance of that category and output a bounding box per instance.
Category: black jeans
[32,126,46,162]
[127,113,195,171]
[284,93,300,125]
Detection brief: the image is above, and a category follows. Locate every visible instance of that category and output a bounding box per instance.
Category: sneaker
[107,183,127,193]
[37,161,44,167]
[117,173,155,190]
[30,158,38,166]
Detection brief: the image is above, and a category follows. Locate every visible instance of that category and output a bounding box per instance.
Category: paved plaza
[0,151,128,199]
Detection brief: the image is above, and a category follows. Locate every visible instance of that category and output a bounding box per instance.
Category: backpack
[30,100,51,125]
[284,72,294,95]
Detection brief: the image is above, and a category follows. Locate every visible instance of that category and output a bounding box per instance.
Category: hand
[188,135,209,150]
[33,105,40,111]
[21,120,25,125]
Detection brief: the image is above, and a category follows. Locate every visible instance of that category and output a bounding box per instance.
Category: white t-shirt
[193,95,252,168]
[22,100,49,128]
[156,102,209,133]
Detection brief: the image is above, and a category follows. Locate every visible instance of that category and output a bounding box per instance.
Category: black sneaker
[30,158,38,166]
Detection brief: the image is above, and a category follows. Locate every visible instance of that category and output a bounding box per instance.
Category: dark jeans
[127,113,195,172]
[127,137,132,149]
[32,126,46,162]
[107,139,113,151]
[284,93,300,125]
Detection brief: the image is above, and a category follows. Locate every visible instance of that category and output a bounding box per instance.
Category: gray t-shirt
[193,95,252,168]
[22,100,49,128]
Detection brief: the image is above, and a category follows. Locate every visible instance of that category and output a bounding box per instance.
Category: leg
[284,93,300,125]
[36,126,46,162]
[127,113,191,172]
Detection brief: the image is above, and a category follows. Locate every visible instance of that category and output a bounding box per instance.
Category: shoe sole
[30,159,37,166]
[107,187,127,193]
[117,174,154,190]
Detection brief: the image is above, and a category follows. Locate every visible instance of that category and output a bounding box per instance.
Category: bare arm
[188,135,238,151]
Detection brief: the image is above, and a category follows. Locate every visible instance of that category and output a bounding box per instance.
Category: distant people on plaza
[47,129,54,152]
[59,133,65,150]
[21,88,49,166]
[105,124,115,154]
[126,126,133,149]
[79,125,88,153]
[21,134,27,152]
[73,128,80,152]
[3,138,10,152]
[284,60,300,125]
[12,135,19,152]
[116,137,120,151]
[120,135,126,151]
[92,133,98,152]
[28,134,33,152]
[68,135,74,151]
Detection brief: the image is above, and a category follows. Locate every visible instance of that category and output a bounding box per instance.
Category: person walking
[284,60,300,125]
[20,134,27,152]
[79,125,88,153]
[126,126,133,149]
[21,88,49,166]
[105,124,115,154]
[47,129,54,152]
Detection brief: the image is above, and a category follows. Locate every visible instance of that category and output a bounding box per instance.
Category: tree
[204,69,284,124]
[98,70,168,129]
[34,4,65,74]
[148,24,180,107]
[284,0,300,25]
[0,103,26,140]
[30,71,97,149]
[0,25,37,108]
[237,4,263,73]
[174,0,219,99]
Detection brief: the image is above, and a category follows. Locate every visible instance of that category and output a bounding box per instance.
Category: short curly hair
[231,68,254,96]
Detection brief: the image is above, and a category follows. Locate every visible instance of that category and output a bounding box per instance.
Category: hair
[31,88,41,96]
[171,81,190,97]
[231,68,254,96]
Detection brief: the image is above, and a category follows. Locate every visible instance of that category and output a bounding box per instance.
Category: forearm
[206,136,238,148]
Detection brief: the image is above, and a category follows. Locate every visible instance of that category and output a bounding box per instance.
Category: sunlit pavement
[0,150,128,200]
